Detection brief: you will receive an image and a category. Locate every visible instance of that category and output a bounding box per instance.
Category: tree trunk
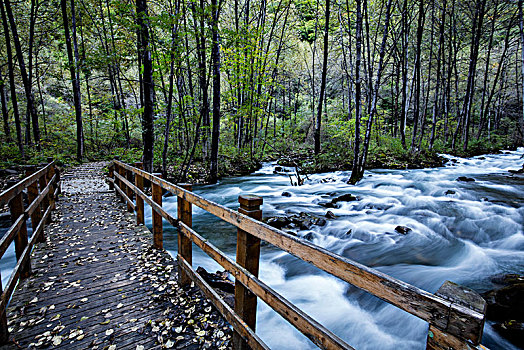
[314,0,330,155]
[0,0,23,156]
[0,72,11,142]
[209,0,222,183]
[359,0,392,175]
[137,0,155,173]
[61,0,84,161]
[349,0,362,184]
[462,0,486,151]
[3,0,41,151]
[519,0,524,134]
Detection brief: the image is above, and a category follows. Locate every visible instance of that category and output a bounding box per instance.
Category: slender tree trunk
[430,0,446,150]
[0,0,23,155]
[162,0,180,178]
[462,0,486,151]
[410,0,425,151]
[61,0,84,161]
[519,0,524,134]
[0,73,11,142]
[137,0,155,172]
[209,0,222,183]
[349,0,362,184]
[399,0,409,148]
[314,0,330,155]
[4,0,41,150]
[359,0,392,175]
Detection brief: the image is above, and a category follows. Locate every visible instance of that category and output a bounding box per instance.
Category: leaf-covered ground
[0,162,232,349]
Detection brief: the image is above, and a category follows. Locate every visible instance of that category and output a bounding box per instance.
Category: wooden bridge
[0,159,488,349]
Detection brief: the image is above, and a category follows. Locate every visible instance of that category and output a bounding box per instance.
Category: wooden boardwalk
[1,163,230,349]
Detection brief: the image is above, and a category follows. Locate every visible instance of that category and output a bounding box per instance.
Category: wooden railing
[0,159,61,343]
[110,160,487,350]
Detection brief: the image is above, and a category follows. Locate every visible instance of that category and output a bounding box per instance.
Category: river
[148,149,523,349]
[1,150,522,349]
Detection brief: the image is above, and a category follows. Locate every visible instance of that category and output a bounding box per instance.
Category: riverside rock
[482,274,524,348]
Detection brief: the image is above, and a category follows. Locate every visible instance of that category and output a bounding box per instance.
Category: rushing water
[1,150,522,349]
[147,149,524,350]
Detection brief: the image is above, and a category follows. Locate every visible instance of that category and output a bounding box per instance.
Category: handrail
[111,160,487,350]
[0,159,60,344]
[0,162,54,207]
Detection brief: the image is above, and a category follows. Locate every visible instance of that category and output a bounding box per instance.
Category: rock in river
[394,225,412,234]
[456,176,475,182]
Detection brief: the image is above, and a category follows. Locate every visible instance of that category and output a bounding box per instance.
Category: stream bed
[148,149,524,349]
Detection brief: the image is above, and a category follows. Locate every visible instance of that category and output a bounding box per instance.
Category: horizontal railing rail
[110,159,487,350]
[0,158,61,343]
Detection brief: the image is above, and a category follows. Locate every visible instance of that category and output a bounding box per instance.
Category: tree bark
[61,0,84,161]
[0,0,23,156]
[349,0,362,184]
[209,0,222,183]
[314,0,330,155]
[3,0,41,150]
[137,0,155,172]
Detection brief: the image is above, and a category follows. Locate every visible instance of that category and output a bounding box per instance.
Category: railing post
[0,271,7,344]
[125,166,134,213]
[152,173,163,249]
[114,157,122,201]
[177,183,192,287]
[117,163,127,204]
[8,192,31,279]
[38,165,50,222]
[47,159,56,213]
[25,166,44,242]
[134,162,144,225]
[108,163,115,190]
[233,194,263,350]
[426,281,486,350]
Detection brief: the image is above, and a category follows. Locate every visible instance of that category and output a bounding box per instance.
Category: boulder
[313,218,326,226]
[196,267,235,294]
[332,193,358,203]
[456,176,475,182]
[325,211,337,219]
[303,232,315,241]
[394,226,411,235]
[281,191,292,197]
[266,216,291,229]
[319,201,336,208]
[445,190,456,195]
[482,274,524,348]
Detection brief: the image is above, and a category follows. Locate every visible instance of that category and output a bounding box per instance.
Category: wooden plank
[178,256,270,350]
[8,193,30,279]
[25,175,54,218]
[0,214,24,258]
[134,162,144,225]
[152,173,163,249]
[177,183,192,287]
[427,281,487,347]
[234,195,262,350]
[179,223,354,350]
[0,162,54,207]
[0,205,52,312]
[113,173,136,211]
[25,167,42,240]
[114,173,176,229]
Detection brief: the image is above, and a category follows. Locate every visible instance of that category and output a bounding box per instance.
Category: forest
[0,0,524,183]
